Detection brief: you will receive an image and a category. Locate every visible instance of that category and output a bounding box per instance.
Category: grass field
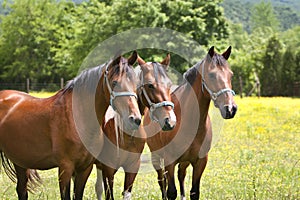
[1,93,299,199]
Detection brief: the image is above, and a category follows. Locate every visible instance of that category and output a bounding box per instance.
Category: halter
[138,62,174,122]
[104,61,138,111]
[200,60,235,103]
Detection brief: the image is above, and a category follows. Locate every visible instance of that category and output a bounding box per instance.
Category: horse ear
[137,55,146,66]
[128,51,138,66]
[222,46,231,60]
[208,46,215,58]
[160,53,171,69]
[110,56,122,68]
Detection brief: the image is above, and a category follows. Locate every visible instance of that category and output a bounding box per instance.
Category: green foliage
[250,1,280,32]
[0,0,299,96]
[0,0,76,85]
[260,35,283,96]
[222,0,300,97]
[280,48,296,96]
[0,0,229,85]
[223,0,300,32]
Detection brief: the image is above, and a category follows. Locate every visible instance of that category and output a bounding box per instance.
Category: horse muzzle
[161,111,176,131]
[220,104,237,119]
[127,115,142,130]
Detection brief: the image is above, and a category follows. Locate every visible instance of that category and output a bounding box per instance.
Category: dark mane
[62,64,105,94]
[212,53,228,67]
[183,53,228,86]
[155,62,168,78]
[183,63,200,85]
[107,58,135,81]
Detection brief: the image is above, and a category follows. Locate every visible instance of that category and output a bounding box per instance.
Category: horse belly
[0,102,55,169]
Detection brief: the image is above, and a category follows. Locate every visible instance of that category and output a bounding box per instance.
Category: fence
[0,78,65,93]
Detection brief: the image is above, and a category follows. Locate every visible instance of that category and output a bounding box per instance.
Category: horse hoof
[181,195,186,200]
[123,191,132,200]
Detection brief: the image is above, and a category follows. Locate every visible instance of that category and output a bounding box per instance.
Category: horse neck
[176,67,211,121]
[95,75,110,123]
[138,96,146,115]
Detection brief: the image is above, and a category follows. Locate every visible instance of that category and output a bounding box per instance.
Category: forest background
[0,0,299,97]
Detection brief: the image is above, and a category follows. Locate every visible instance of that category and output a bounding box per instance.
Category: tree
[281,47,296,96]
[250,1,279,33]
[0,0,230,90]
[260,35,283,96]
[0,0,76,90]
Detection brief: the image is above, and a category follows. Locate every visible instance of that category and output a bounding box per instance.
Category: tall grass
[0,96,299,199]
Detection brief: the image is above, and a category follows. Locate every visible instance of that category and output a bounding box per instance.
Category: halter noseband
[139,62,174,122]
[104,62,138,111]
[200,60,235,102]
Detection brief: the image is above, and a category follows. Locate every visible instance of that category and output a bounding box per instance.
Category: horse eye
[148,84,155,89]
[112,81,118,88]
[208,73,216,79]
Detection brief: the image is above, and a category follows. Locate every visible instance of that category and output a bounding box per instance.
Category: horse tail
[0,151,42,192]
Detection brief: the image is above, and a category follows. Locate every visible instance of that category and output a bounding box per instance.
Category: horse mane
[213,53,228,67]
[182,53,228,86]
[136,62,171,86]
[62,64,105,94]
[155,62,169,78]
[183,64,200,86]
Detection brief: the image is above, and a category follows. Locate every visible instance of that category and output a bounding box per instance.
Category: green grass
[1,95,299,199]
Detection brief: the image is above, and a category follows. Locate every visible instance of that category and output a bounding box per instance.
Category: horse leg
[95,168,104,200]
[102,165,117,200]
[190,156,208,200]
[123,172,137,200]
[58,165,74,200]
[14,164,29,200]
[165,164,177,200]
[151,153,167,199]
[73,164,93,200]
[156,168,167,199]
[178,162,190,200]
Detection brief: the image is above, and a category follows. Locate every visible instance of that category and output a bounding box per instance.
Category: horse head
[104,51,142,131]
[201,46,237,119]
[137,54,176,130]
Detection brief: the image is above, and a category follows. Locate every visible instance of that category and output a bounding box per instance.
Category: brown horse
[95,54,177,200]
[146,47,237,200]
[0,52,141,200]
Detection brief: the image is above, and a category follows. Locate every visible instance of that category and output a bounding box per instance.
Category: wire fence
[0,78,65,93]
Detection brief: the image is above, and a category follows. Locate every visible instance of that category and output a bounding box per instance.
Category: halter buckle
[211,93,218,101]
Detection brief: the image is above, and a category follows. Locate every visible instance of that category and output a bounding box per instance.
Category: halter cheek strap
[104,63,137,111]
[140,85,174,122]
[201,61,235,103]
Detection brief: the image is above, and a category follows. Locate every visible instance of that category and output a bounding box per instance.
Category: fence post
[26,78,30,93]
[60,78,64,89]
[239,75,243,98]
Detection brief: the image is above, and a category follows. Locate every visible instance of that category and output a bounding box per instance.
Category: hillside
[222,0,300,32]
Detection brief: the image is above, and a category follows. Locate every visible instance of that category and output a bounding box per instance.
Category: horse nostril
[164,117,170,124]
[162,117,175,131]
[135,118,141,126]
[232,105,237,115]
[224,105,237,119]
[129,116,141,126]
